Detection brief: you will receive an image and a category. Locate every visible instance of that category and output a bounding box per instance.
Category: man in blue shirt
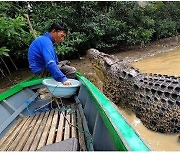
[28,23,76,85]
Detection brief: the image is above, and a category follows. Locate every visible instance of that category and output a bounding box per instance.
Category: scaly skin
[87,48,180,134]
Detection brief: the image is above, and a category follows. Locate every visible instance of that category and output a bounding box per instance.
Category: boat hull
[0,73,150,151]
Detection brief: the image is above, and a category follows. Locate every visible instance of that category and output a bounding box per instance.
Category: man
[28,23,76,85]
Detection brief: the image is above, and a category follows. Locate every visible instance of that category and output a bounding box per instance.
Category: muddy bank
[0,68,33,93]
[71,35,180,89]
[0,36,179,93]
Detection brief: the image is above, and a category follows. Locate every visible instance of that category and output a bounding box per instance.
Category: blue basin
[42,79,81,98]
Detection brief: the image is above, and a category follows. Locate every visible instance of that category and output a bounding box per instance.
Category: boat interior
[0,82,117,151]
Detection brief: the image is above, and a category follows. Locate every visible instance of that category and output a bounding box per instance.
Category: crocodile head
[87,48,119,82]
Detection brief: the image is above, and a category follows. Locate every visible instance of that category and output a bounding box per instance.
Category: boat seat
[0,104,87,151]
[37,137,78,151]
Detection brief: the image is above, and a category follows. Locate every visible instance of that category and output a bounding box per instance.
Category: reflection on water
[121,48,180,151]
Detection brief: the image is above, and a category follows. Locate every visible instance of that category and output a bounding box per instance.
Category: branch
[24,14,37,39]
[0,56,11,76]
[8,56,18,71]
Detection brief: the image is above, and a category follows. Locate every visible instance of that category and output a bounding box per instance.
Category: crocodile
[87,48,180,134]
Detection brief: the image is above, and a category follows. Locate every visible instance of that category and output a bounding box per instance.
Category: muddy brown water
[119,47,180,151]
[133,47,180,77]
[119,109,179,151]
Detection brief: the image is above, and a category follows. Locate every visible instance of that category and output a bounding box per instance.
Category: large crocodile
[87,48,180,134]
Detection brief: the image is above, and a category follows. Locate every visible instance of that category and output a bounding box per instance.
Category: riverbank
[71,35,180,89]
[0,35,179,93]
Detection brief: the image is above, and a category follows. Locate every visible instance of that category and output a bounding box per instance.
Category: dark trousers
[38,60,76,79]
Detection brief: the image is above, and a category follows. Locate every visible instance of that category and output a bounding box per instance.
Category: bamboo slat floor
[0,103,86,151]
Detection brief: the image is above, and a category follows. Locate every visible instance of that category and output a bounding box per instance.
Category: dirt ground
[71,36,180,75]
[0,36,179,93]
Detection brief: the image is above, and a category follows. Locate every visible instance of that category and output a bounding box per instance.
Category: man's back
[28,32,58,74]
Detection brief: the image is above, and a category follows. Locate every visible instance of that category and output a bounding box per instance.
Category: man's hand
[62,80,72,85]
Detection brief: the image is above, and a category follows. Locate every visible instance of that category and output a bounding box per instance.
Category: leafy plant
[155,19,177,39]
[0,15,33,58]
[0,1,179,65]
[0,47,10,56]
[55,32,87,57]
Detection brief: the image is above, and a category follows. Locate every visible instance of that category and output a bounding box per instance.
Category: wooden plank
[7,115,35,151]
[46,110,59,145]
[76,108,87,151]
[14,113,41,151]
[23,112,45,151]
[56,111,65,142]
[64,110,71,140]
[71,105,77,138]
[37,110,54,150]
[24,111,50,151]
[0,117,29,151]
[0,118,23,147]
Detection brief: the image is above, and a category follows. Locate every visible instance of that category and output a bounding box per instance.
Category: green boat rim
[76,72,150,151]
[0,76,51,102]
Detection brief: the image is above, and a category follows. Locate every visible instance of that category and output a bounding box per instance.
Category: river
[118,47,180,151]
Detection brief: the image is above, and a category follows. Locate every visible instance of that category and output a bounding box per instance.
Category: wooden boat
[0,72,150,151]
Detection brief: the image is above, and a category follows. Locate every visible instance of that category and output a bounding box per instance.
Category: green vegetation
[0,1,179,66]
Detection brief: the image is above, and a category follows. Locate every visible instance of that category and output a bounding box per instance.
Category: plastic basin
[42,79,81,98]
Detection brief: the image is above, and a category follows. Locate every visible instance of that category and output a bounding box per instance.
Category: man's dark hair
[48,22,68,34]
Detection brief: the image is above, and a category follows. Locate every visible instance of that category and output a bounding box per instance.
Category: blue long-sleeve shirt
[28,32,67,83]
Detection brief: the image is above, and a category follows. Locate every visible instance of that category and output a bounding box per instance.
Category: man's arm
[41,43,68,83]
[46,61,67,83]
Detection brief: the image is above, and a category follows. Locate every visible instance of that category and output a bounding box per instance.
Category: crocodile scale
[87,48,180,134]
